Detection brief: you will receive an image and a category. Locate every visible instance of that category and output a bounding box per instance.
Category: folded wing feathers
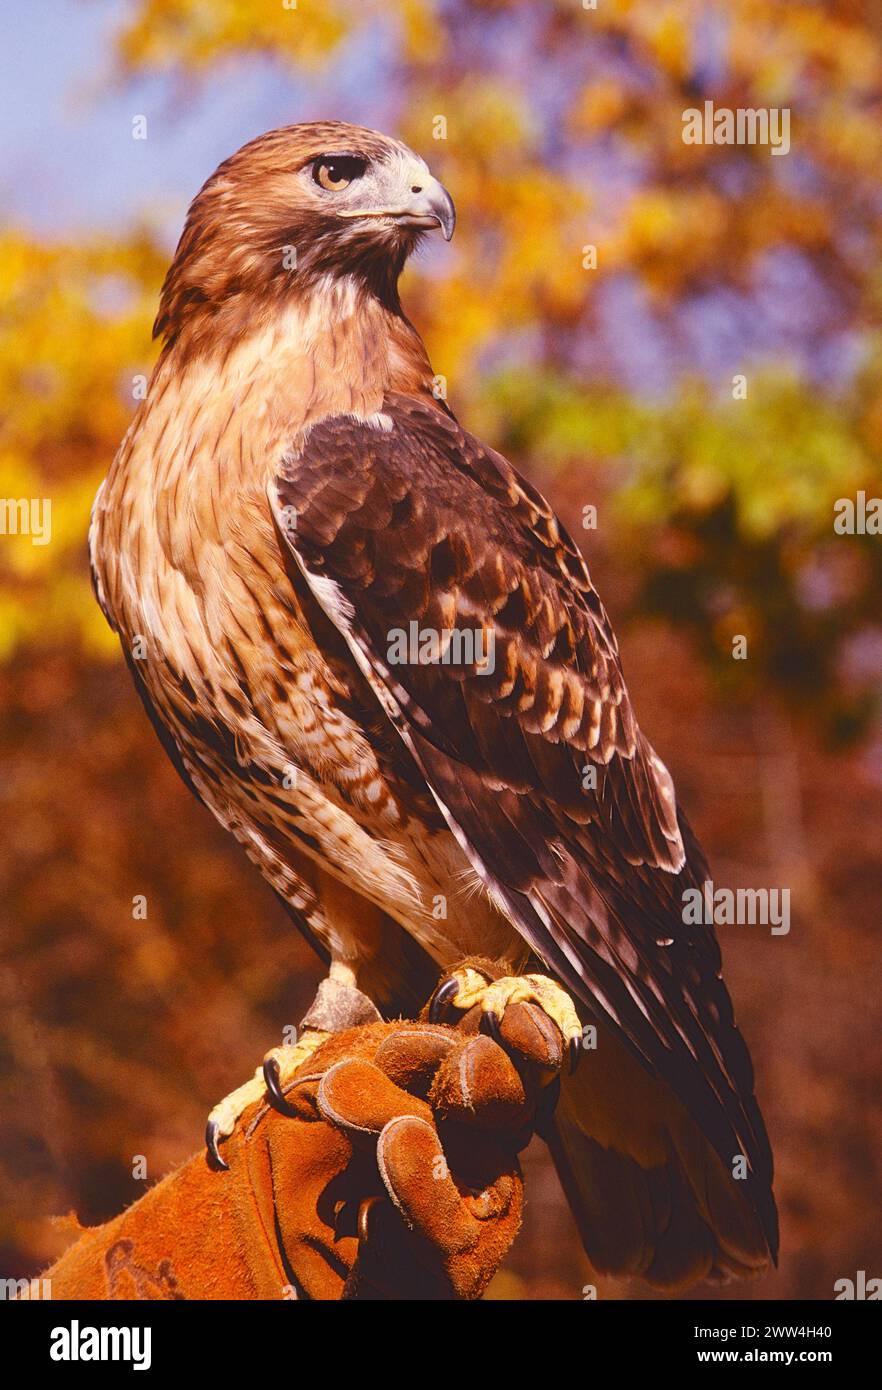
[272,392,778,1266]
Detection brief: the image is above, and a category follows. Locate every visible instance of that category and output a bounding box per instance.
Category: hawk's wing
[269,392,778,1276]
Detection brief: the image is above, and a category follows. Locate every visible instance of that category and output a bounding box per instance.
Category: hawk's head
[154,122,455,352]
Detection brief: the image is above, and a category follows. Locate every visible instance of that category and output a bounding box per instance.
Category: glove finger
[430,1033,533,1131]
[372,1025,457,1099]
[495,1000,565,1075]
[376,1115,521,1298]
[317,1057,432,1142]
[376,1114,516,1250]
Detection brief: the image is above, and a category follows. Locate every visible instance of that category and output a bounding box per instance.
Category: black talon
[263,1056,299,1116]
[534,1075,562,1141]
[569,1035,583,1074]
[357,1194,381,1244]
[481,1008,503,1043]
[205,1119,229,1172]
[428,976,460,1023]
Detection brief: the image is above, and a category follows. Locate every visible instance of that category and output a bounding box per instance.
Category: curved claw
[481,1008,504,1044]
[357,1194,382,1244]
[569,1035,583,1074]
[428,976,461,1023]
[263,1056,299,1117]
[205,1119,230,1172]
[534,1075,562,1142]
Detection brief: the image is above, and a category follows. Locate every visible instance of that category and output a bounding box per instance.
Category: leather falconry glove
[39,976,570,1300]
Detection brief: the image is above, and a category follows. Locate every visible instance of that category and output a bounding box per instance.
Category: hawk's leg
[204,973,382,1170]
[427,959,583,1073]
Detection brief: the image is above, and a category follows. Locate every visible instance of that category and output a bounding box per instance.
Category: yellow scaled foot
[430,966,583,1067]
[205,1028,328,1170]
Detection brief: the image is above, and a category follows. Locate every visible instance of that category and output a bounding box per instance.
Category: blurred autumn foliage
[1,0,880,1299]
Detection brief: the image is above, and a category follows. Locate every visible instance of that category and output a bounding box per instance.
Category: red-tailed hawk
[90,122,777,1290]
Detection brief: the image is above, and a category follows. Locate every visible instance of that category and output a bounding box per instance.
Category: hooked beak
[393,176,456,241]
[341,174,456,241]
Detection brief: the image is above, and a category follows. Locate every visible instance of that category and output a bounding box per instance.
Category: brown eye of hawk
[313,155,367,192]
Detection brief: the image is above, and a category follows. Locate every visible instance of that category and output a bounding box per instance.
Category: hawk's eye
[313,156,367,192]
